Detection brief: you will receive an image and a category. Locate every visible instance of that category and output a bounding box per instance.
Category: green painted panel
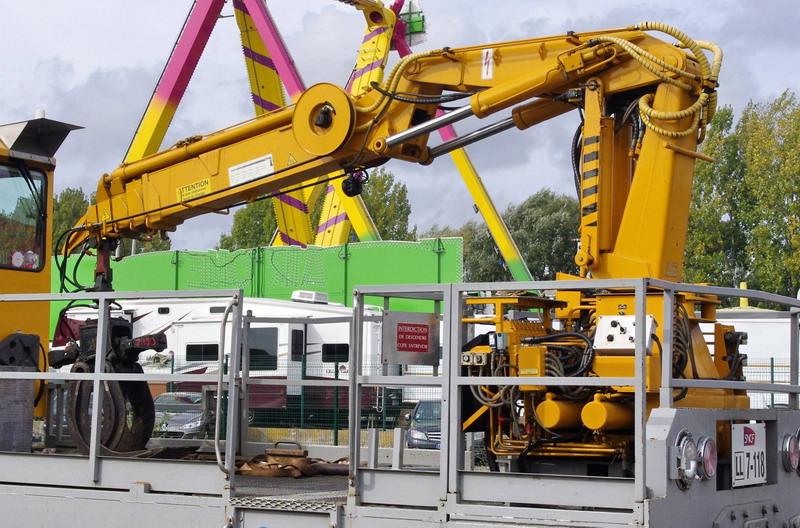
[257,245,346,302]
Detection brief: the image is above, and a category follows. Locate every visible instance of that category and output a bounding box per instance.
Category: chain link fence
[240,358,796,447]
[245,363,443,447]
[744,358,792,408]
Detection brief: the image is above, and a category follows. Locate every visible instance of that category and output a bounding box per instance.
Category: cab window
[0,163,46,271]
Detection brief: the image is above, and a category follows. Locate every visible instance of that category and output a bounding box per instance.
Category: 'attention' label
[177,178,211,202]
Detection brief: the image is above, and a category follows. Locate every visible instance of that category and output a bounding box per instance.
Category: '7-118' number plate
[732,422,767,487]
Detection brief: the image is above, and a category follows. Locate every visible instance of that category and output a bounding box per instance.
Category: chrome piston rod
[428,116,516,160]
[384,105,474,149]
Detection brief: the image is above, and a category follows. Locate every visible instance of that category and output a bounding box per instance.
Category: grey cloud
[43,66,162,192]
[283,6,368,88]
[709,0,800,48]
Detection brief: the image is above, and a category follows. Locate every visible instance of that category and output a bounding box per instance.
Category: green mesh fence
[744,358,792,408]
[244,374,444,449]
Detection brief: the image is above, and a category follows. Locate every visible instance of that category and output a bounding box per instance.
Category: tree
[684,106,751,288]
[460,221,508,282]
[504,190,579,280]
[0,196,38,260]
[52,187,91,254]
[52,187,170,256]
[217,168,415,249]
[740,91,800,296]
[425,189,579,282]
[218,199,277,250]
[684,91,800,298]
[360,168,417,241]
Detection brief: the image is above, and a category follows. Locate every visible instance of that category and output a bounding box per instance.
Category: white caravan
[55,291,388,421]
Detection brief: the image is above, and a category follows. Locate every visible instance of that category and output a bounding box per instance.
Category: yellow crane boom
[67,24,718,287]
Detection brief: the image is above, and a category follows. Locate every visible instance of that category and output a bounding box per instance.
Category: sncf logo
[743,426,757,446]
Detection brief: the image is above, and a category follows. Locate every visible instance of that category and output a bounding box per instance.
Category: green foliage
[505,190,579,280]
[9,195,38,224]
[0,197,38,259]
[425,189,579,282]
[360,168,417,241]
[684,106,751,288]
[218,198,277,250]
[217,168,415,249]
[684,91,800,298]
[52,187,170,256]
[740,91,800,296]
[52,187,90,254]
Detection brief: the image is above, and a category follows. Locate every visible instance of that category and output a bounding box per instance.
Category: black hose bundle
[522,332,595,377]
[523,331,595,400]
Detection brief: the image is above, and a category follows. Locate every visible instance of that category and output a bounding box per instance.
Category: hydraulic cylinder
[535,393,583,430]
[580,393,633,431]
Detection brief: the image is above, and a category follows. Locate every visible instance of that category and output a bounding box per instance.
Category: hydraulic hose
[356,49,439,115]
[638,92,709,121]
[692,40,724,140]
[639,98,703,138]
[589,23,723,142]
[571,124,582,197]
[523,331,594,377]
[634,22,712,80]
[588,36,694,91]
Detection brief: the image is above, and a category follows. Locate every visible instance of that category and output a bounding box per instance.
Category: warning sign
[396,323,430,353]
[382,311,440,366]
[481,48,494,80]
[177,178,211,202]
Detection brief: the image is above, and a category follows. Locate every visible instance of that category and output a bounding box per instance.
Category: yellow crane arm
[67,24,719,284]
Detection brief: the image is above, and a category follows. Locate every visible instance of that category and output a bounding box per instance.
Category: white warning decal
[229,154,274,186]
[481,49,494,80]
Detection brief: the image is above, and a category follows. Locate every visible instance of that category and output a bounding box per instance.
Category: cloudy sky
[3,0,798,250]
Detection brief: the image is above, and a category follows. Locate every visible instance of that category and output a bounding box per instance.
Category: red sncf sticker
[743,426,756,446]
[396,323,429,352]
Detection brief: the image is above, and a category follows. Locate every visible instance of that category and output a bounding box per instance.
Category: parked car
[406,400,441,449]
[153,392,214,439]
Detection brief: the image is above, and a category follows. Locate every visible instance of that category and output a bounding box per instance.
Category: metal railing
[0,288,243,484]
[649,279,800,410]
[348,278,800,518]
[3,279,799,520]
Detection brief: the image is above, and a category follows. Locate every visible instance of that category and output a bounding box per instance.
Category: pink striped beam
[125,0,225,162]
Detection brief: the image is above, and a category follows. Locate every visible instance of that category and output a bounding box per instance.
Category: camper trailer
[55,291,389,426]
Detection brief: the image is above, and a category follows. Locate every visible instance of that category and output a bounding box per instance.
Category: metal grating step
[231,492,345,513]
